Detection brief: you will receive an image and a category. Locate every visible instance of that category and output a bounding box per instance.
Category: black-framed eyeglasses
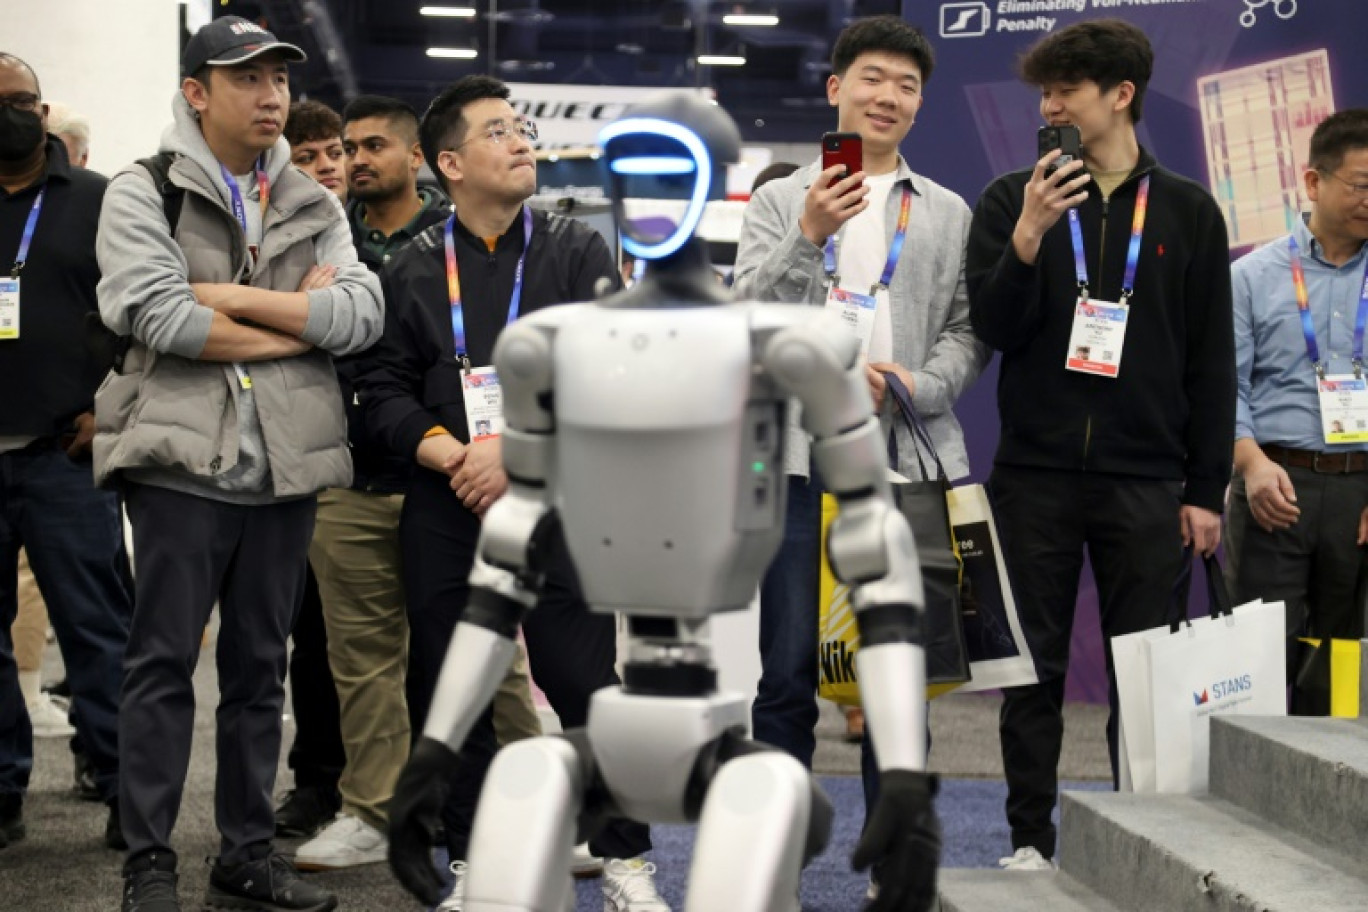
[449,118,539,152]
[0,93,40,113]
[1319,168,1368,199]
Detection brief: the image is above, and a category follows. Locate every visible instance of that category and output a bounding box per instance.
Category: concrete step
[1210,715,1368,868]
[937,869,1122,912]
[1060,791,1368,912]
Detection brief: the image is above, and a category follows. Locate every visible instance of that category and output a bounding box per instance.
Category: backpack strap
[134,151,184,232]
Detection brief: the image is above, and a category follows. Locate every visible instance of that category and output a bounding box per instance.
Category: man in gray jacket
[732,15,987,899]
[93,17,382,912]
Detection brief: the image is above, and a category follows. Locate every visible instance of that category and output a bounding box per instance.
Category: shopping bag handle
[1169,548,1234,632]
[882,371,948,483]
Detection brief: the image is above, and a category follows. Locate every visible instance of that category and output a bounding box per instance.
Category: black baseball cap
[182,16,307,77]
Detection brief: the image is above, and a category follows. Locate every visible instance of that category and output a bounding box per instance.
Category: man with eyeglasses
[1226,108,1368,699]
[0,50,133,857]
[357,75,668,912]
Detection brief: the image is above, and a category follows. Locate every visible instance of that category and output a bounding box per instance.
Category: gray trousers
[119,483,315,865]
[1224,467,1368,659]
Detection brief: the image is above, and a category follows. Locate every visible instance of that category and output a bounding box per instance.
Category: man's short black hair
[0,53,41,97]
[419,75,512,189]
[343,94,421,146]
[1308,109,1368,174]
[830,16,935,84]
[284,100,342,147]
[1018,18,1154,123]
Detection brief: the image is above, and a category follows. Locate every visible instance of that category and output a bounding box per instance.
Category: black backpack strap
[134,151,184,232]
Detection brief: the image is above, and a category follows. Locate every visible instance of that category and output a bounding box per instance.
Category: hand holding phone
[1011,124,1090,264]
[822,132,864,182]
[799,132,870,246]
[1038,125,1081,178]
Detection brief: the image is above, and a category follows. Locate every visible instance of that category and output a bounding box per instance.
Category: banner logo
[1193,689,1210,706]
[940,2,991,37]
[1240,0,1298,28]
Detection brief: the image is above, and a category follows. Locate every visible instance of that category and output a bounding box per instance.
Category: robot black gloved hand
[387,736,461,906]
[852,769,942,911]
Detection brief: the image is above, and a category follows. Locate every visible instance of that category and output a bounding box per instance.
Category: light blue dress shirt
[1233,216,1368,452]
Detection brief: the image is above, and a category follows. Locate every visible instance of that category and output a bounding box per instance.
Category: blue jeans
[0,442,132,802]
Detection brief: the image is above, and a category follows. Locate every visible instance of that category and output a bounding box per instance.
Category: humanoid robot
[387,92,941,912]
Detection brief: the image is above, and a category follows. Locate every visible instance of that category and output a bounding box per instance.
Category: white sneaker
[437,860,467,912]
[572,841,604,878]
[997,847,1056,870]
[27,693,74,738]
[293,813,387,870]
[602,857,670,912]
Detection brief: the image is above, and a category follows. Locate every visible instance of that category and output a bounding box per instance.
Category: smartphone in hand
[822,132,863,186]
[1038,124,1081,177]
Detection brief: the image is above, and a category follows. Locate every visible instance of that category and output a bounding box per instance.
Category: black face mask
[0,107,44,163]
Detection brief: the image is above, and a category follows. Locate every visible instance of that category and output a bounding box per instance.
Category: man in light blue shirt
[1227,109,1368,693]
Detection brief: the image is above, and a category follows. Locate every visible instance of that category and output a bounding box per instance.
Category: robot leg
[684,748,828,912]
[465,735,584,912]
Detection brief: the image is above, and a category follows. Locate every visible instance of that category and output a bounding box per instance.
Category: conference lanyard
[1289,235,1368,378]
[10,188,44,278]
[445,207,534,369]
[1067,175,1150,301]
[824,184,913,294]
[218,159,270,236]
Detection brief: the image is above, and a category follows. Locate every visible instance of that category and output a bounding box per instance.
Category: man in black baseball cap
[181,15,306,77]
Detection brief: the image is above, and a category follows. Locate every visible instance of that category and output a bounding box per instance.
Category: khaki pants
[12,548,48,675]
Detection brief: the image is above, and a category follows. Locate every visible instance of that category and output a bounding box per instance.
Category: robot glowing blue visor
[599,117,713,261]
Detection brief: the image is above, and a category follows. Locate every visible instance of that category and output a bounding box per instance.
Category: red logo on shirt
[1157,243,1165,257]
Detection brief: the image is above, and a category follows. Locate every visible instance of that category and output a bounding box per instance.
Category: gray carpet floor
[0,636,1110,911]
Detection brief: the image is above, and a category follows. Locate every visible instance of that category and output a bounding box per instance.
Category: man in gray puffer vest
[93,17,382,912]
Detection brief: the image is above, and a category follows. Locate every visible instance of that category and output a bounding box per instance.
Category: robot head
[598,92,741,262]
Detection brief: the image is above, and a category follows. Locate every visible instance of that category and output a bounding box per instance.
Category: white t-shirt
[834,171,899,363]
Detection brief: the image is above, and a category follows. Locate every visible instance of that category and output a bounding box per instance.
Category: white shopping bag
[946,484,1038,692]
[1147,598,1286,794]
[1114,618,1184,793]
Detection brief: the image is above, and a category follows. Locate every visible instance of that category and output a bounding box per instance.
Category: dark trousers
[401,468,650,862]
[285,566,345,791]
[1224,468,1368,673]
[0,443,132,803]
[120,483,314,865]
[989,466,1184,859]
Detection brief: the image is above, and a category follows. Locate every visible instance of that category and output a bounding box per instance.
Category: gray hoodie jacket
[93,94,383,501]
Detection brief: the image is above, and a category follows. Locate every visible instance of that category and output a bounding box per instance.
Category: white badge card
[824,286,879,358]
[462,366,505,441]
[1317,375,1368,444]
[1065,298,1130,378]
[0,277,19,341]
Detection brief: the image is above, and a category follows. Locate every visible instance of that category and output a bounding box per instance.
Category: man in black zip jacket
[965,20,1234,869]
[358,76,668,911]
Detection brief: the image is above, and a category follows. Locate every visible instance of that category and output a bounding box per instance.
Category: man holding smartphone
[733,14,988,901]
[965,19,1234,870]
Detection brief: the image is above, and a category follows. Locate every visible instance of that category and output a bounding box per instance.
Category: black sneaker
[0,792,25,848]
[204,852,337,912]
[73,749,101,801]
[273,787,339,838]
[122,850,180,912]
[107,801,129,850]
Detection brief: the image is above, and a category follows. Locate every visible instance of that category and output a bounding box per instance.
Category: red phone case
[822,132,863,181]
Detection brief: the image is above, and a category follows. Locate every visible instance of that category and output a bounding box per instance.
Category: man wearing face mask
[0,52,133,854]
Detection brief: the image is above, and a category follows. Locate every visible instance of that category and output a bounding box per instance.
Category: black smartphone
[822,132,863,184]
[1038,125,1082,178]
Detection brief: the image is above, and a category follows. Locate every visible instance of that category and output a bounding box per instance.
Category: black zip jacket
[358,206,619,462]
[334,191,451,493]
[966,148,1235,512]
[0,138,110,438]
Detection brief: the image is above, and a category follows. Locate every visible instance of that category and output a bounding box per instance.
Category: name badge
[1317,374,1368,444]
[462,365,504,441]
[0,277,19,341]
[1065,297,1129,378]
[824,285,883,358]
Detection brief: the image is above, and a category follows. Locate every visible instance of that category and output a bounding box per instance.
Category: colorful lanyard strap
[1289,235,1368,379]
[10,188,44,278]
[218,158,271,236]
[445,206,535,369]
[1067,174,1150,301]
[824,184,913,294]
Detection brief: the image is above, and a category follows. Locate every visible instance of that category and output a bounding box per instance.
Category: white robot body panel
[553,305,788,618]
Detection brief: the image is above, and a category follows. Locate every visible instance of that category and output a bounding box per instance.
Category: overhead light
[427,47,479,59]
[697,54,746,66]
[610,156,697,175]
[420,5,476,16]
[722,13,778,26]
